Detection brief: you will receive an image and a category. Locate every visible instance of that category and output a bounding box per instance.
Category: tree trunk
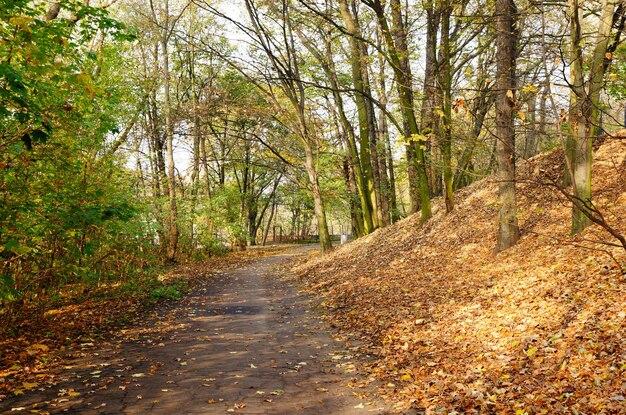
[262,200,276,246]
[162,40,179,262]
[523,92,538,159]
[495,0,520,252]
[371,0,431,221]
[304,143,332,252]
[439,1,454,212]
[338,0,380,230]
[567,0,618,234]
[421,1,440,199]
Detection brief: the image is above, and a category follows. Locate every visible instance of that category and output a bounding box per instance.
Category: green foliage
[606,43,626,100]
[150,285,181,301]
[149,280,188,301]
[0,0,152,327]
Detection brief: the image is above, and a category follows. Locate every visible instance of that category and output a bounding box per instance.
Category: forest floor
[294,138,626,414]
[0,245,394,415]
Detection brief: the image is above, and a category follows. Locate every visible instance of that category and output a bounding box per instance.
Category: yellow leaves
[401,374,412,381]
[22,381,38,390]
[518,111,526,121]
[408,134,429,142]
[9,16,34,32]
[521,85,538,93]
[75,72,103,98]
[28,343,49,353]
[76,71,93,85]
[506,90,515,101]
[525,346,538,358]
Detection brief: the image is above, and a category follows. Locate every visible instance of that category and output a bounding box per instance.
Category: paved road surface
[0,247,391,414]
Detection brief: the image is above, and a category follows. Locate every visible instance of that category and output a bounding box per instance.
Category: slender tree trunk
[495,0,521,252]
[344,155,365,236]
[298,27,371,235]
[440,1,454,212]
[371,0,431,221]
[162,43,178,262]
[523,92,538,158]
[454,72,494,188]
[262,200,276,246]
[421,0,440,198]
[376,27,392,226]
[338,0,379,230]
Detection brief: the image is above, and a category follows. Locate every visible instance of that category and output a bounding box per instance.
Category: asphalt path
[1,246,391,414]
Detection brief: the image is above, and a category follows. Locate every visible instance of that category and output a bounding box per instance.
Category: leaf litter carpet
[294,139,626,414]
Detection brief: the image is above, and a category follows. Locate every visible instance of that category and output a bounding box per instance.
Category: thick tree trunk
[495,0,520,252]
[567,0,591,234]
[567,0,618,234]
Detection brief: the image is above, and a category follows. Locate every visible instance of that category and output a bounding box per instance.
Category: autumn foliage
[296,139,626,414]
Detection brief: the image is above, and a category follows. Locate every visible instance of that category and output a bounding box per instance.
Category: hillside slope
[295,139,626,414]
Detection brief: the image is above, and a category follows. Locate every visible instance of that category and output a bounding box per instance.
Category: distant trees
[122,0,626,252]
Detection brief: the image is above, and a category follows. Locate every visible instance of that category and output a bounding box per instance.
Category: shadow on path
[0,246,392,414]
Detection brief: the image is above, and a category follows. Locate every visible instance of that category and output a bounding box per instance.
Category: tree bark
[495,0,521,252]
[439,1,454,212]
[338,0,380,230]
[160,3,179,263]
[367,0,431,221]
[567,0,620,234]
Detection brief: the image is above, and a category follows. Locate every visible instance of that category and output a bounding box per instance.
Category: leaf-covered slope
[296,139,626,414]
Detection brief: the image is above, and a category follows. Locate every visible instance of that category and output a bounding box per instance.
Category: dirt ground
[0,246,395,415]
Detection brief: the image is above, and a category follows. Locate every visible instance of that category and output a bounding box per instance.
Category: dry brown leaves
[295,139,626,414]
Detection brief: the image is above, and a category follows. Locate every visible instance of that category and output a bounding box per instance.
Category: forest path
[1,246,391,415]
